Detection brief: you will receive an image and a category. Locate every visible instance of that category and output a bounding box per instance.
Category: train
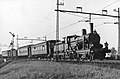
[2,40,57,60]
[1,23,114,61]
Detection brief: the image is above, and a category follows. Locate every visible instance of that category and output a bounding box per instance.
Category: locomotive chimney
[82,29,87,35]
[90,23,93,33]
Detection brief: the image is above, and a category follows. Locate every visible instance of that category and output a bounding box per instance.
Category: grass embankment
[0,60,120,79]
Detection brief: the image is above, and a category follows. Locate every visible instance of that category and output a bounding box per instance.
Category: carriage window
[37,46,40,50]
[37,46,38,49]
[34,47,36,49]
[40,46,42,50]
[42,45,45,50]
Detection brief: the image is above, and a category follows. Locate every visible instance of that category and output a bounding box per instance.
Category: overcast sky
[0,0,120,51]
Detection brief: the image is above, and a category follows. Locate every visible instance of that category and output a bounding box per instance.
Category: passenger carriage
[17,45,32,58]
[2,50,9,59]
[31,40,56,59]
[2,49,17,60]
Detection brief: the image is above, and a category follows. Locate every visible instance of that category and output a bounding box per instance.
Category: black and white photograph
[0,0,120,79]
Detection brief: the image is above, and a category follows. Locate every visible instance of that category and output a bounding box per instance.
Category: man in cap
[101,42,110,59]
[104,42,108,49]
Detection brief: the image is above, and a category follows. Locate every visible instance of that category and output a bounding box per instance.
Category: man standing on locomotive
[102,42,111,59]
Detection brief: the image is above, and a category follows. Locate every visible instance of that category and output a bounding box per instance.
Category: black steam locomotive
[2,23,111,61]
[54,23,111,61]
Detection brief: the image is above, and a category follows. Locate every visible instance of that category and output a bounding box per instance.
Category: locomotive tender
[2,23,111,61]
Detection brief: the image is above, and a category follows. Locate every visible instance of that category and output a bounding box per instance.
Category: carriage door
[28,46,32,58]
[50,42,54,55]
[47,41,54,58]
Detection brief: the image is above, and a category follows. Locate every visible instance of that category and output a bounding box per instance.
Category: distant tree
[111,47,117,55]
[110,47,117,59]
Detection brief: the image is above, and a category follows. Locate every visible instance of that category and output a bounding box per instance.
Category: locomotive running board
[76,49,90,54]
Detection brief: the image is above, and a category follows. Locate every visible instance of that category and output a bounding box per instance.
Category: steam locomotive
[54,23,107,61]
[2,23,111,61]
[53,23,112,61]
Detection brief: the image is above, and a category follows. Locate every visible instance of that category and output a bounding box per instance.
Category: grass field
[0,60,120,79]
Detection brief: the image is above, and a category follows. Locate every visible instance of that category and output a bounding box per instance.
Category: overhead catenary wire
[43,18,111,38]
[63,12,87,18]
[63,0,119,39]
[62,30,82,37]
[80,0,90,8]
[44,15,111,38]
[62,12,111,20]
[62,0,120,21]
[46,20,116,39]
[95,0,120,13]
[44,18,90,37]
[59,1,118,22]
[44,21,80,37]
[43,0,120,39]
[60,21,79,30]
[94,23,105,27]
[44,0,119,36]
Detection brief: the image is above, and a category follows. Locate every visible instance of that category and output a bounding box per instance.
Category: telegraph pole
[56,0,60,61]
[56,0,59,42]
[17,35,19,49]
[118,8,120,54]
[89,14,92,23]
[56,0,64,60]
[113,8,120,54]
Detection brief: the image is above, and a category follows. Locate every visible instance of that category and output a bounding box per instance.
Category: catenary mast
[118,8,120,54]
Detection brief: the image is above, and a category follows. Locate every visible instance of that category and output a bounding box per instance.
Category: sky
[0,0,120,52]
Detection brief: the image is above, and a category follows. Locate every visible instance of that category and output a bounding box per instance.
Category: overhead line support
[55,9,120,54]
[55,9,119,18]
